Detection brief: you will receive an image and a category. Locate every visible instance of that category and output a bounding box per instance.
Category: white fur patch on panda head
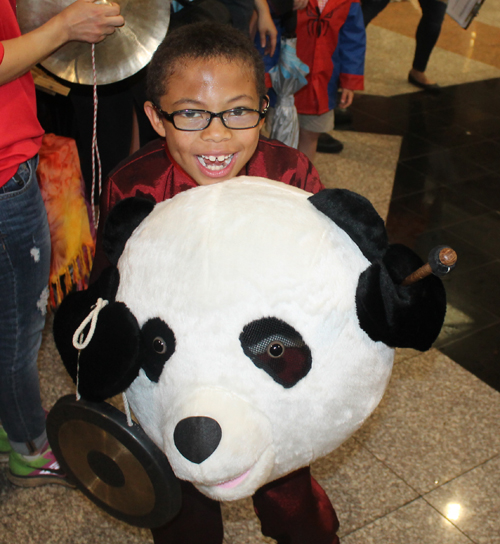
[118,178,394,501]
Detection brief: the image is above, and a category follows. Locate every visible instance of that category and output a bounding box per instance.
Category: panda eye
[240,317,311,388]
[267,341,284,358]
[140,318,176,382]
[153,336,167,354]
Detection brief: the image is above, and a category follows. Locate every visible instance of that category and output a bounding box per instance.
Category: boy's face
[145,58,265,186]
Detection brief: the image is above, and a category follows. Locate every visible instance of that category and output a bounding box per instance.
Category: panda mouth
[215,468,252,489]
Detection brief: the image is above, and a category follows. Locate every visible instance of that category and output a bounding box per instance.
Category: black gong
[47,395,181,528]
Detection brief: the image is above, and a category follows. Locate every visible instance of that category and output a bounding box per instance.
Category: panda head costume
[54,178,446,502]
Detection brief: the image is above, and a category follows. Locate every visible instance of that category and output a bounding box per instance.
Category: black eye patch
[140,318,176,382]
[240,317,312,388]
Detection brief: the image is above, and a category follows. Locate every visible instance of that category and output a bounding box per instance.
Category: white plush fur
[119,178,394,502]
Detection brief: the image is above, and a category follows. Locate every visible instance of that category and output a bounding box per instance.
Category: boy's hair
[147,22,267,106]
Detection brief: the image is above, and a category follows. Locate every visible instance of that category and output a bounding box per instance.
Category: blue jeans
[0,156,51,454]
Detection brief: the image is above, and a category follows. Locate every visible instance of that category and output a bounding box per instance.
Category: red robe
[295,0,366,114]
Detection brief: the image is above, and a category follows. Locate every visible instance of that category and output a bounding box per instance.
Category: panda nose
[174,416,222,464]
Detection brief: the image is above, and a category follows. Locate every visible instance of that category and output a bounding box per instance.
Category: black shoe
[317,133,344,154]
[408,73,441,94]
[334,107,353,125]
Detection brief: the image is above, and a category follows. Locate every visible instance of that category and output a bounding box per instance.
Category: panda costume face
[118,178,392,501]
[54,177,446,504]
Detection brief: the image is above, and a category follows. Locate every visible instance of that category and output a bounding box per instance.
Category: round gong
[17,0,171,85]
[47,395,181,527]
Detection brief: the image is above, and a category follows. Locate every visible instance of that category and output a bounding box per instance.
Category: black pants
[361,0,448,72]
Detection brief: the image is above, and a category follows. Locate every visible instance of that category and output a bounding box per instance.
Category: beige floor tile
[424,454,500,544]
[355,349,500,494]
[341,498,475,543]
[0,484,151,544]
[311,438,418,536]
[393,347,421,365]
[314,131,401,221]
[364,25,500,97]
[222,498,273,544]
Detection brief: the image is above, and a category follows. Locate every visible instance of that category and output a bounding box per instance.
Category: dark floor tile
[450,174,500,213]
[441,260,500,320]
[400,149,491,185]
[396,228,496,274]
[450,140,500,172]
[398,133,443,160]
[434,300,500,350]
[409,124,488,149]
[440,323,500,393]
[463,116,500,140]
[340,109,398,135]
[390,163,439,198]
[385,199,428,245]
[393,186,490,230]
[447,212,500,258]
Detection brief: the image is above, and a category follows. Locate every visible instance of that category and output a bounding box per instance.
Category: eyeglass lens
[173,109,261,130]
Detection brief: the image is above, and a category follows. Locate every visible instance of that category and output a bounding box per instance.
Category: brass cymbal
[17,0,170,85]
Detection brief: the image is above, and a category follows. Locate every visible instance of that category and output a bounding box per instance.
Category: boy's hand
[338,89,354,109]
[58,0,124,44]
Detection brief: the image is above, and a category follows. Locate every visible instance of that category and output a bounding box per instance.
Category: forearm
[0,0,123,85]
[0,18,68,85]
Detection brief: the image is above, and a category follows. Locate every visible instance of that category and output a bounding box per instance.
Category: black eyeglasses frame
[153,98,269,131]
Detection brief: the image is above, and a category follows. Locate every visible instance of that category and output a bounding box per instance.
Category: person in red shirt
[0,0,123,487]
[92,21,340,544]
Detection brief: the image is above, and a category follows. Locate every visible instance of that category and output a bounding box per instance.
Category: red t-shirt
[91,137,324,280]
[0,0,44,187]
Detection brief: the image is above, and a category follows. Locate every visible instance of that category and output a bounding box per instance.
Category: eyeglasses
[153,99,269,131]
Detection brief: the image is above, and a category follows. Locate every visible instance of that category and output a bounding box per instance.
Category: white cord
[122,393,133,427]
[72,298,108,400]
[72,298,109,350]
[91,43,102,230]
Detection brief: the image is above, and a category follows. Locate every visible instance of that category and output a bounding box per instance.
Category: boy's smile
[145,58,266,186]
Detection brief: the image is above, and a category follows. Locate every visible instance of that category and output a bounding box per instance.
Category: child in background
[91,21,341,544]
[294,0,366,160]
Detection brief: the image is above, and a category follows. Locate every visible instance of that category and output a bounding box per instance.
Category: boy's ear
[259,95,270,130]
[144,101,167,138]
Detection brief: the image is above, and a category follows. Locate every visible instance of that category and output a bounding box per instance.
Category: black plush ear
[53,266,141,401]
[309,189,388,262]
[356,245,446,350]
[103,197,155,266]
[309,189,446,351]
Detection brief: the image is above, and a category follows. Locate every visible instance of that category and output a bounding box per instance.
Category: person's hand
[293,0,308,10]
[257,11,278,56]
[339,88,354,109]
[57,0,124,44]
[254,0,278,56]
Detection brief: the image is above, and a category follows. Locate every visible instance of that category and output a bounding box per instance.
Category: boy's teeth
[198,154,233,171]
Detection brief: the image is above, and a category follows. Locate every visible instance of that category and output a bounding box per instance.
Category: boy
[91,21,323,279]
[91,22,339,544]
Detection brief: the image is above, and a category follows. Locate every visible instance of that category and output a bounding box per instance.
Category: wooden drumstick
[401,247,457,286]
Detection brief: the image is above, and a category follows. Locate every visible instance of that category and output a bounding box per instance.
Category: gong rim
[47,394,181,528]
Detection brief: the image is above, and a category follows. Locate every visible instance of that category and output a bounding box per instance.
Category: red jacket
[91,136,324,280]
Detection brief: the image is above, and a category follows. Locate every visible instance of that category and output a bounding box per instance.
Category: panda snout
[173,416,222,464]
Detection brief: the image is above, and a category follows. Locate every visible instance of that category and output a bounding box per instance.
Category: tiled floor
[1,2,500,543]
